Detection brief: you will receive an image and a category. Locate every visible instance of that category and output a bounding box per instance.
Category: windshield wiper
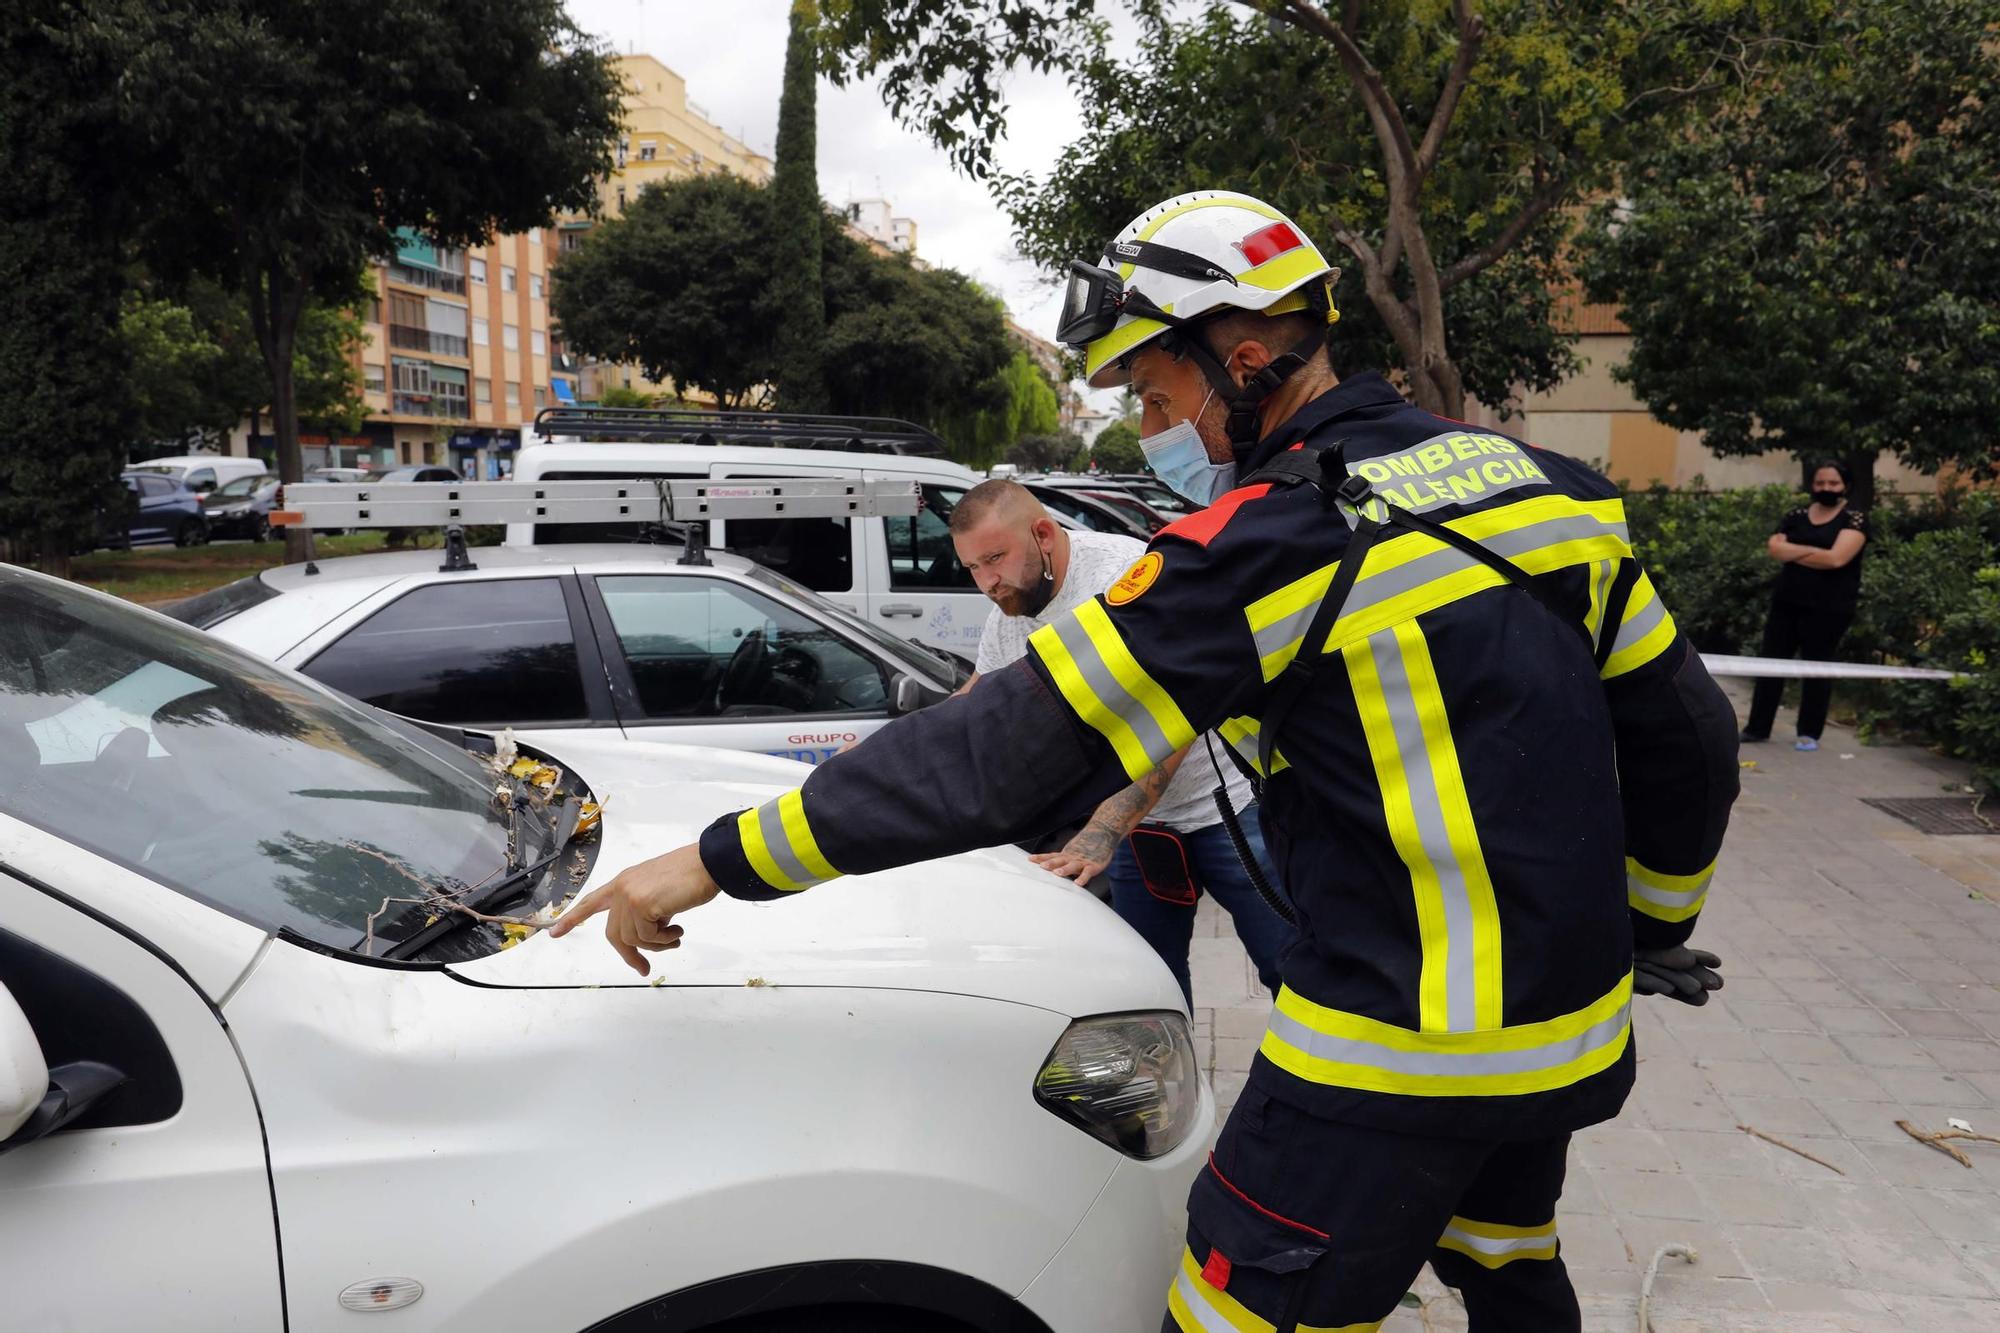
[373,844,567,961]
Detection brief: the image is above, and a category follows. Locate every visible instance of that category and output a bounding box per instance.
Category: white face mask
[1141,388,1235,506]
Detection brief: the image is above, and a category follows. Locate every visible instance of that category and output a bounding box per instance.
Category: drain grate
[1861,796,1999,835]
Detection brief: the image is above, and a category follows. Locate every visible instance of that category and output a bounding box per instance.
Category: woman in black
[1742,461,1869,750]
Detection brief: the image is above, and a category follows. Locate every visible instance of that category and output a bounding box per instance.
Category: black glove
[1633,945,1724,1006]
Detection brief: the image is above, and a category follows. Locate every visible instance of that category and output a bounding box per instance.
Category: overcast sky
[566,0,1157,409]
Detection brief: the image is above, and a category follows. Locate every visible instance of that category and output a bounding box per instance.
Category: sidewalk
[1187,683,2000,1331]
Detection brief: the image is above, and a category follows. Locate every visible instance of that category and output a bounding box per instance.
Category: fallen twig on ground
[1737,1122,1846,1174]
[1896,1118,2000,1168]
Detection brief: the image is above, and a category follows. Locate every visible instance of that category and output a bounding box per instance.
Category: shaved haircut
[949,479,1046,534]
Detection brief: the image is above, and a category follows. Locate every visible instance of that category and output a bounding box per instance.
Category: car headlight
[1034,1012,1200,1159]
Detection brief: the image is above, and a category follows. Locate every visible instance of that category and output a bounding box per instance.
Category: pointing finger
[549,882,614,938]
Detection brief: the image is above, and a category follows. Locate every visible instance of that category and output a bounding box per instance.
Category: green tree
[818,0,1800,418]
[1009,430,1084,473]
[936,346,1062,469]
[597,385,658,409]
[1091,419,1145,473]
[555,175,1012,426]
[120,0,620,557]
[1578,0,2000,511]
[773,0,829,411]
[0,5,137,574]
[555,176,780,408]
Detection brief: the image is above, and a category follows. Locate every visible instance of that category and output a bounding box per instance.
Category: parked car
[0,562,1209,1333]
[103,470,208,548]
[304,466,372,483]
[1077,487,1169,535]
[125,454,268,495]
[1057,472,1198,517]
[190,543,973,766]
[1021,481,1157,540]
[200,474,281,542]
[508,439,1004,662]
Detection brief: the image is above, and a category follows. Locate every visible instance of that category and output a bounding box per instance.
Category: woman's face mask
[1141,387,1234,506]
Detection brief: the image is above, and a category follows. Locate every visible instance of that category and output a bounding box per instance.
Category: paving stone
[1753,1030,1850,1066]
[1616,1218,1753,1280]
[1883,1007,1988,1039]
[1814,1006,1904,1036]
[1832,1034,1945,1070]
[1595,1168,1707,1221]
[1896,1186,2000,1244]
[1783,1063,1890,1103]
[1791,1179,1931,1235]
[1869,1065,1988,1108]
[1211,1035,1259,1077]
[1758,953,1834,981]
[1211,1004,1268,1039]
[1697,1058,1800,1099]
[1776,978,1866,1007]
[1855,1139,1997,1189]
[1731,1222,1869,1286]
[1764,1136,1879,1182]
[1728,1000,1820,1033]
[1691,1174,1812,1227]
[1923,1037,2000,1074]
[1575,1124,1674,1173]
[1656,1128,1782,1179]
[1832,1227,1997,1298]
[1724,1094,1838,1136]
[1761,1281,1888,1317]
[1877,1291,2000,1329]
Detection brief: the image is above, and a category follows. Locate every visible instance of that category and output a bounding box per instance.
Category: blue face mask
[1141,389,1234,506]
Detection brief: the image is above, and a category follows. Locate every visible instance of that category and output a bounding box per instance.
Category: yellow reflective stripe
[1601,572,1677,679]
[1084,314,1170,381]
[1237,245,1326,295]
[736,806,801,892]
[1220,715,1288,777]
[1030,600,1193,781]
[1343,632,1454,1030]
[1344,626,1503,1031]
[1627,855,1714,923]
[736,792,839,892]
[1437,1215,1559,1268]
[1127,195,1289,266]
[1261,974,1633,1097]
[777,790,838,882]
[1245,494,1633,682]
[1397,623,1505,1030]
[1168,1250,1380,1333]
[1582,557,1617,648]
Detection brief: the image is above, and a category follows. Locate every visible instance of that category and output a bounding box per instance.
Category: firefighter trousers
[1164,1090,1582,1332]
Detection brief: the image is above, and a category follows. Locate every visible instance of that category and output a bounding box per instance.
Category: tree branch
[1415,0,1487,179]
[1441,173,1570,291]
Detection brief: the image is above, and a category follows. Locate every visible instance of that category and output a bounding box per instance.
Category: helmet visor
[1057,261,1123,348]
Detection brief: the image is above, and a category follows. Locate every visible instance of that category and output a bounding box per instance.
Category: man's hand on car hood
[551,843,722,976]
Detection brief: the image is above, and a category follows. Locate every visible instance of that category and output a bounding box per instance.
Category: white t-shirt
[973,530,1254,832]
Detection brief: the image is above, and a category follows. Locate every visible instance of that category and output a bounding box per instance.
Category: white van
[508,440,1003,661]
[128,455,269,495]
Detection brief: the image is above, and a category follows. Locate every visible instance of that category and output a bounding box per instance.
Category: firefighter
[553,190,1738,1332]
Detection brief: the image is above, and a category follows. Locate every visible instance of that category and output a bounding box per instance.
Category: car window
[596,575,888,718]
[138,475,175,498]
[213,476,262,500]
[1032,487,1126,534]
[164,574,282,630]
[885,485,975,590]
[302,578,588,725]
[186,468,216,491]
[742,564,957,689]
[0,571,518,951]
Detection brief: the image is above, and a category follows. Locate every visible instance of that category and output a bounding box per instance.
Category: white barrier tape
[1701,653,1963,682]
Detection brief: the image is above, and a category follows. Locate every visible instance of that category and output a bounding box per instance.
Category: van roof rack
[270,476,923,573]
[531,406,946,456]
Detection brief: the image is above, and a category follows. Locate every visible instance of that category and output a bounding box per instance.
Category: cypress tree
[770,0,827,413]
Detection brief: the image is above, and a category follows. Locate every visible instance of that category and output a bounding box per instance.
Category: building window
[534,386,548,407]
[364,365,386,394]
[505,382,520,408]
[365,297,381,325]
[503,323,519,352]
[528,227,542,245]
[501,266,517,293]
[530,274,544,301]
[475,377,492,404]
[472,317,489,347]
[616,185,626,210]
[617,136,629,166]
[531,329,546,356]
[560,230,584,254]
[469,257,487,284]
[639,141,657,161]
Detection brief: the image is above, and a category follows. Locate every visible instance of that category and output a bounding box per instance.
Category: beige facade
[564,54,775,406]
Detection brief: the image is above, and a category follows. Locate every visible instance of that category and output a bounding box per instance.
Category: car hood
[447,735,1187,1019]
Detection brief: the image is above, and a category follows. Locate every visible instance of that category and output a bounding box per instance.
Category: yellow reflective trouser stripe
[736,789,839,892]
[1247,494,1633,681]
[1436,1215,1559,1268]
[1167,1249,1381,1333]
[1627,855,1714,923]
[1220,714,1289,778]
[1261,973,1634,1097]
[1343,623,1504,1032]
[1601,570,1677,678]
[1031,598,1194,780]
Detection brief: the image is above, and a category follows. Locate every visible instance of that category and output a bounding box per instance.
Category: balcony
[388,324,469,358]
[386,262,467,296]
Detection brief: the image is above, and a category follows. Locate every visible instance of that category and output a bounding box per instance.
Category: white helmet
[1055,190,1339,395]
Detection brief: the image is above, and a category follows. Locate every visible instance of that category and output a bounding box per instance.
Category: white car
[184,543,973,766]
[0,564,1209,1332]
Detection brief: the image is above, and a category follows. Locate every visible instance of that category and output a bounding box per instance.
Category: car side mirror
[890,673,925,716]
[0,980,125,1155]
[0,982,47,1142]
